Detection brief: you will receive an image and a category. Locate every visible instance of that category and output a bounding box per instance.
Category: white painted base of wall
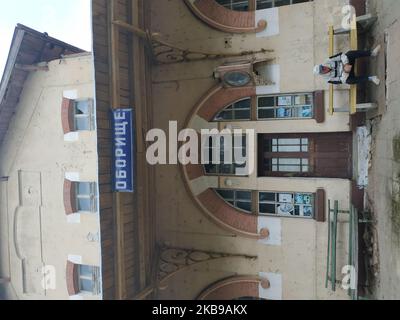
[67,255,82,265]
[65,172,80,182]
[256,8,280,38]
[67,214,81,224]
[256,65,281,95]
[259,272,282,300]
[64,132,80,142]
[258,216,282,246]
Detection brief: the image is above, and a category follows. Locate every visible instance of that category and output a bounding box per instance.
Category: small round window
[223,71,251,87]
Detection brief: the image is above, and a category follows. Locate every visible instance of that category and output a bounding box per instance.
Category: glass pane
[232,0,249,11]
[75,101,89,115]
[295,193,312,205]
[217,189,234,200]
[294,95,306,105]
[78,183,91,196]
[279,138,301,145]
[257,0,273,9]
[259,192,276,202]
[278,193,293,203]
[79,265,93,278]
[237,201,252,212]
[205,164,217,174]
[221,164,234,174]
[224,71,251,86]
[279,158,301,165]
[259,203,276,214]
[277,203,294,215]
[277,107,292,118]
[215,110,233,121]
[280,165,301,172]
[236,191,252,200]
[301,106,313,118]
[258,96,275,108]
[277,96,293,106]
[275,0,291,7]
[75,117,90,131]
[303,206,313,217]
[234,110,251,120]
[258,109,275,119]
[78,198,91,212]
[80,279,93,292]
[234,99,251,109]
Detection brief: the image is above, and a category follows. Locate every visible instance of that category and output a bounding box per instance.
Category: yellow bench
[328,18,358,116]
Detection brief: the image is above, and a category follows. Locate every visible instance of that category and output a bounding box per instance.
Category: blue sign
[111,109,135,193]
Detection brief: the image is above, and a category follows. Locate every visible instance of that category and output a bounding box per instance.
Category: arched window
[204,134,248,176]
[216,189,253,213]
[213,98,252,121]
[216,0,312,11]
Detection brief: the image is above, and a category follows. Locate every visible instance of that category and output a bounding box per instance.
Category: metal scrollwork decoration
[157,246,257,291]
[113,20,273,65]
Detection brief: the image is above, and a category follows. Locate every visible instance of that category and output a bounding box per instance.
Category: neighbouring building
[0,25,102,300]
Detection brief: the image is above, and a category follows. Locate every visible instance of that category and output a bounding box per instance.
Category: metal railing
[325,200,360,299]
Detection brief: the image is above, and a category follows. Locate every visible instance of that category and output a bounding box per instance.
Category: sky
[0,0,92,79]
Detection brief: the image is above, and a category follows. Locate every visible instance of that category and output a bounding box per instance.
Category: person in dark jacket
[314,45,381,85]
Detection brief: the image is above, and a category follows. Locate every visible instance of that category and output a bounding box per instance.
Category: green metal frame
[326,200,359,299]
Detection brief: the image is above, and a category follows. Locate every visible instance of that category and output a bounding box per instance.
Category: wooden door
[258,133,353,179]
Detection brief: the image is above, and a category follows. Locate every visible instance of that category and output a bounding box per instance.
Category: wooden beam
[15,64,49,72]
[131,0,149,292]
[328,26,334,57]
[248,0,257,11]
[109,0,127,300]
[350,17,358,115]
[328,26,334,116]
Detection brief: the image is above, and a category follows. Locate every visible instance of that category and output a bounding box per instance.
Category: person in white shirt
[314,45,381,85]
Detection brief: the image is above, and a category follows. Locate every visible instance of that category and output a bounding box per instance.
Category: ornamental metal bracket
[156,246,257,291]
[132,245,258,300]
[112,20,273,65]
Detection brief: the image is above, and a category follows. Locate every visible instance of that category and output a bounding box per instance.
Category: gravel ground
[365,0,400,300]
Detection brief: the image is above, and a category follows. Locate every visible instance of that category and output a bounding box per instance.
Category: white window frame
[258,191,314,218]
[213,98,252,122]
[257,93,314,120]
[73,99,95,131]
[204,134,248,176]
[216,189,253,213]
[216,0,313,10]
[78,265,101,295]
[76,182,98,213]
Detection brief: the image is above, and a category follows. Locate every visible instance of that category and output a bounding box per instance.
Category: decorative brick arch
[181,84,269,239]
[66,261,80,296]
[184,0,267,34]
[197,276,270,300]
[63,179,77,215]
[61,97,74,134]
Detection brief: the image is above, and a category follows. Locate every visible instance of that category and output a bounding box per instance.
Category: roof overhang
[0,24,86,147]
